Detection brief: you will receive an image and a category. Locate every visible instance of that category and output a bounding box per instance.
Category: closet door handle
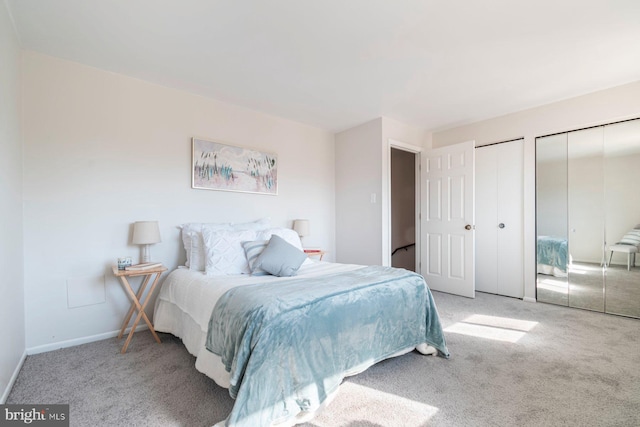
[498,223,505,229]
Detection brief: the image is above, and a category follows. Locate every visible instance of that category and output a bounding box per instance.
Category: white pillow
[181,218,271,271]
[202,228,259,275]
[231,217,271,231]
[181,223,231,270]
[257,227,303,251]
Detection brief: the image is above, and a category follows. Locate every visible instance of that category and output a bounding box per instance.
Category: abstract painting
[192,138,278,195]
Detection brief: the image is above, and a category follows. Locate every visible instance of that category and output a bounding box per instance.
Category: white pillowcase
[181,218,271,271]
[202,228,259,276]
[257,227,304,251]
[181,223,230,271]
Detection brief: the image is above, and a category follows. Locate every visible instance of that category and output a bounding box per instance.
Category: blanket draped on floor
[206,265,449,427]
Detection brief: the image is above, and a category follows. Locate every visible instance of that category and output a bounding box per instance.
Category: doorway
[390,146,418,271]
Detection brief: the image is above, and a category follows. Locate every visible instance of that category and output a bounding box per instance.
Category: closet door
[475,140,524,298]
[567,127,605,311]
[536,119,640,317]
[536,133,569,306]
[475,145,498,293]
[603,119,640,318]
[497,140,524,298]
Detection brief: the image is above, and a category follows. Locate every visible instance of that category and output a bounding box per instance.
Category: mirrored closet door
[536,118,640,318]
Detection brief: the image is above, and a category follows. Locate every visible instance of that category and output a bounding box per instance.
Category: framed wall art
[192,138,278,195]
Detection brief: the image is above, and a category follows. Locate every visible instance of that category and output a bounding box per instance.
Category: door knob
[465,224,472,230]
[499,223,505,229]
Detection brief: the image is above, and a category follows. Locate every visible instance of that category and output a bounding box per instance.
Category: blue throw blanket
[206,265,449,427]
[537,236,568,272]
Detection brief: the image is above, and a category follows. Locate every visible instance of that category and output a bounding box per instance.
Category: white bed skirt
[537,263,568,277]
[154,298,233,387]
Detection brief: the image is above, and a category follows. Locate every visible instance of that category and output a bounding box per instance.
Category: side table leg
[117,274,151,339]
[121,272,163,353]
[135,272,163,344]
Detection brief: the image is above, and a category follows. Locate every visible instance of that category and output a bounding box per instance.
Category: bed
[153,220,449,427]
[537,235,568,277]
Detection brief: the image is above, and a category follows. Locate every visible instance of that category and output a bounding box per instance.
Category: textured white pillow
[202,228,258,275]
[181,218,271,271]
[257,227,303,251]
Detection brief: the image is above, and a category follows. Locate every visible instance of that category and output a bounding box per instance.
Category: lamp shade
[293,219,310,237]
[132,221,161,244]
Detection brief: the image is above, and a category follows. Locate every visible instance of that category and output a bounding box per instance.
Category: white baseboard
[523,297,537,303]
[26,324,149,355]
[3,326,151,401]
[1,350,27,404]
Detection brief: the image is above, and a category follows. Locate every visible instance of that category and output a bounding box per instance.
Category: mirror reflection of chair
[607,227,640,271]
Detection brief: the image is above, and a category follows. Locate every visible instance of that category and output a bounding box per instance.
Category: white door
[475,140,524,298]
[475,145,499,293]
[497,140,524,298]
[421,141,475,298]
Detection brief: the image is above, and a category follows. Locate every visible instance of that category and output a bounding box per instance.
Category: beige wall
[433,80,640,300]
[335,117,428,266]
[22,52,336,350]
[335,118,383,265]
[0,2,25,402]
[381,117,429,265]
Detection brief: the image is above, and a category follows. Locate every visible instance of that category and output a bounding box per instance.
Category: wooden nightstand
[112,264,167,353]
[304,249,326,261]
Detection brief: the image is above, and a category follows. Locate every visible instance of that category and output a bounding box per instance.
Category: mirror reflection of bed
[536,118,640,319]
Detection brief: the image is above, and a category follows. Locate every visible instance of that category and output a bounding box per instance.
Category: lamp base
[141,245,151,263]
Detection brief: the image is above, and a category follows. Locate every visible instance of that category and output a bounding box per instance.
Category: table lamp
[132,221,161,263]
[293,219,310,245]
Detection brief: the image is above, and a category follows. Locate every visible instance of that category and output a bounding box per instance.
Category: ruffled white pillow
[202,228,259,276]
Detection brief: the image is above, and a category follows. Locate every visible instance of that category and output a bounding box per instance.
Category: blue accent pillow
[254,235,307,277]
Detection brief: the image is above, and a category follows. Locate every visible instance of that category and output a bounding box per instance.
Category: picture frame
[192,137,278,195]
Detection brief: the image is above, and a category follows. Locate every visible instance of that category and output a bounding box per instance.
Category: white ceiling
[6,0,640,132]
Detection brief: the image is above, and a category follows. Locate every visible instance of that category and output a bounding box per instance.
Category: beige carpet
[8,291,640,426]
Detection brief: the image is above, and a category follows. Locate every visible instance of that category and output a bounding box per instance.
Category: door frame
[385,139,423,272]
